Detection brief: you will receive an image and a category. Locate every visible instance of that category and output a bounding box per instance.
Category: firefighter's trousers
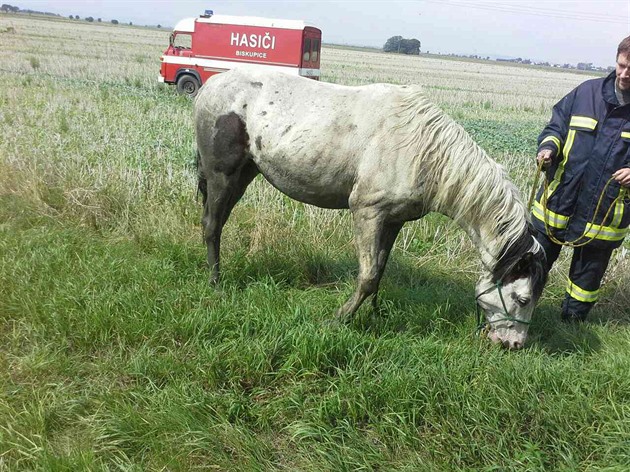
[534,231,613,321]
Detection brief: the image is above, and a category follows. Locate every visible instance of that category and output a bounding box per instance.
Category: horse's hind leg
[336,207,403,322]
[202,162,258,284]
[199,112,258,284]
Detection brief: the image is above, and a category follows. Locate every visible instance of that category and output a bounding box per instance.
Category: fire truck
[159,11,322,97]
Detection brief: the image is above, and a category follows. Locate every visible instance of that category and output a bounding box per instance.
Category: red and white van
[159,12,322,96]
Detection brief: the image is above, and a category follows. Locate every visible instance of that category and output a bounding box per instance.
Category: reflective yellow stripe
[582,187,628,241]
[540,129,576,201]
[569,115,598,130]
[621,131,630,139]
[562,129,576,160]
[611,187,625,227]
[583,223,629,241]
[566,280,599,303]
[532,200,569,228]
[541,135,561,150]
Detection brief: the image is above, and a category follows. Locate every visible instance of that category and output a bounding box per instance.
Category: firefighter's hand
[536,149,554,169]
[613,167,630,188]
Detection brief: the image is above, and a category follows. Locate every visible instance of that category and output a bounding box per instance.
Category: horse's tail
[196,148,208,205]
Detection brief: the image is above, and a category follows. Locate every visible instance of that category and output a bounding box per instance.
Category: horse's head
[475,236,547,350]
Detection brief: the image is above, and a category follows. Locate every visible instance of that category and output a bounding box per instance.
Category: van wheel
[176,75,200,97]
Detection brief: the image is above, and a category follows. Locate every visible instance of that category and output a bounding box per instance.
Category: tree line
[1,3,163,27]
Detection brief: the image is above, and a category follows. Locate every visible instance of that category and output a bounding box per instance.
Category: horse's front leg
[336,207,402,322]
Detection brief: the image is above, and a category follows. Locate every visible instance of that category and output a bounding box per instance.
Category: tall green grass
[1,13,630,471]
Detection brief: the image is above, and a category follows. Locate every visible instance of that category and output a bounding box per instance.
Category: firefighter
[533,36,630,322]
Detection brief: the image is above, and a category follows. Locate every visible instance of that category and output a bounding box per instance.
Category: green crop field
[2,13,630,471]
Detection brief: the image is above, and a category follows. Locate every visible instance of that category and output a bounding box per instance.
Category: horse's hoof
[207,278,225,296]
[323,317,346,330]
[333,310,352,325]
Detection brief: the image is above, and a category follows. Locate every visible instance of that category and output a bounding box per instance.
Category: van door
[300,28,321,78]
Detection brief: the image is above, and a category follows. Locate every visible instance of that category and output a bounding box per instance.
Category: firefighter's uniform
[532,70,630,320]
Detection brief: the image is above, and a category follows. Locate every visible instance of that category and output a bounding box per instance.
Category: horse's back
[194,69,419,209]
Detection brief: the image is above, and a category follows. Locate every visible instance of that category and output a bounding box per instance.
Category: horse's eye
[516,296,531,307]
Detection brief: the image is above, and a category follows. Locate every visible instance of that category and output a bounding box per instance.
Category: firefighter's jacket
[533,71,630,249]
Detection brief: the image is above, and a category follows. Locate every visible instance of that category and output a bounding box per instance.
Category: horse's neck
[432,149,527,271]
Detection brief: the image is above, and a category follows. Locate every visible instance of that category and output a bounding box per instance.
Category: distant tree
[74,15,79,19]
[383,35,421,55]
[68,14,73,19]
[157,24,161,28]
[86,16,94,22]
[111,19,118,24]
[97,18,101,22]
[129,21,132,25]
[400,38,421,55]
[383,36,403,53]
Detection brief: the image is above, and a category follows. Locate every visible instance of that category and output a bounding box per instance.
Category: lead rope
[528,161,626,248]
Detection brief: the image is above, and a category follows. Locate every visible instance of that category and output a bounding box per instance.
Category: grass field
[2,13,630,471]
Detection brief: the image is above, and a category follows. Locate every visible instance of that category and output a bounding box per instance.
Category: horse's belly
[254,157,353,209]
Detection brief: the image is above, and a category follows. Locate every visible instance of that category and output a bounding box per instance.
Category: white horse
[194,68,547,349]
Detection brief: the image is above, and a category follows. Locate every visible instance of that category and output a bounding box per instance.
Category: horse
[194,68,547,350]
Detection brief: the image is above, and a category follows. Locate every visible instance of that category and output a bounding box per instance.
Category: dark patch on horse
[212,112,250,175]
[250,81,263,88]
[493,228,547,299]
[260,111,267,116]
[242,104,247,109]
[269,101,274,105]
[281,125,292,137]
[255,136,263,151]
[196,149,208,205]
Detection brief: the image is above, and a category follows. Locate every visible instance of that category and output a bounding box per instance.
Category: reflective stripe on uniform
[621,131,630,139]
[583,187,628,241]
[545,128,577,198]
[566,280,599,303]
[569,115,598,130]
[611,188,625,227]
[541,135,561,150]
[583,223,629,241]
[532,200,569,228]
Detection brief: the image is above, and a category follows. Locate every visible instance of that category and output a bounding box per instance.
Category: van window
[173,33,192,49]
[311,39,320,62]
[302,38,311,62]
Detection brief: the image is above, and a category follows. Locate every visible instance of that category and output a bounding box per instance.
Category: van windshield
[173,33,192,49]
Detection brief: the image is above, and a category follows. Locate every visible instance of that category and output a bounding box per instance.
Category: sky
[13,0,630,67]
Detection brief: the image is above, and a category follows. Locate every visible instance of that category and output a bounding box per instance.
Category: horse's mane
[393,90,542,272]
